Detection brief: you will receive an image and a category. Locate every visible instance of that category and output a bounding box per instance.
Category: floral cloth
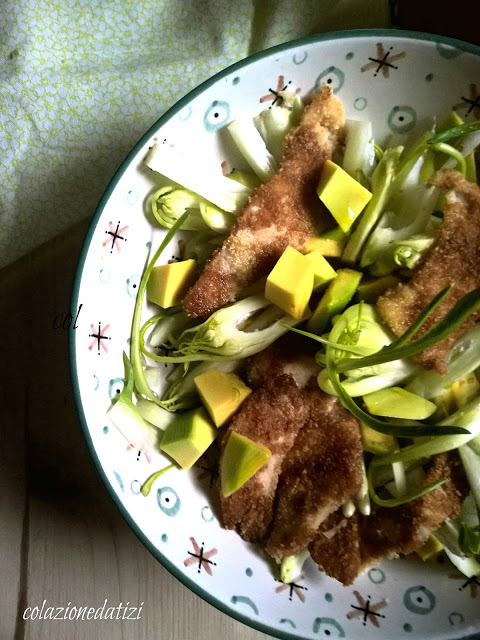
[0,0,389,268]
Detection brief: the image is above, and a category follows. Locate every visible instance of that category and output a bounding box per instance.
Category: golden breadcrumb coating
[265,389,363,560]
[377,169,480,373]
[184,86,345,318]
[309,452,468,585]
[219,375,310,542]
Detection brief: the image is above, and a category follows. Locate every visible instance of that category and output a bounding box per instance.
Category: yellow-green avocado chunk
[363,387,437,420]
[194,369,252,427]
[220,431,272,498]
[316,160,372,232]
[147,259,196,308]
[265,246,314,319]
[307,268,362,334]
[360,422,396,455]
[304,250,337,290]
[160,407,217,470]
[303,226,350,257]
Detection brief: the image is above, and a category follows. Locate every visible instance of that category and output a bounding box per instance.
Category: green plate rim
[69,28,480,640]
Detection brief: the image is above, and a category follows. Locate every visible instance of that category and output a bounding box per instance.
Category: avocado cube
[356,274,400,303]
[416,535,443,561]
[360,422,396,455]
[363,387,436,420]
[307,268,362,334]
[160,407,217,470]
[304,250,337,290]
[147,259,196,308]
[220,431,271,498]
[265,246,314,319]
[194,369,252,427]
[303,226,350,257]
[317,160,372,232]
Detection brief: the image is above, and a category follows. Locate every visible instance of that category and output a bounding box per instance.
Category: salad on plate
[107,83,480,587]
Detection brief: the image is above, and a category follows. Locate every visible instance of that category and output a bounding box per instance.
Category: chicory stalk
[148,309,190,349]
[317,360,416,397]
[406,324,480,399]
[130,210,191,404]
[280,549,310,583]
[458,444,480,510]
[254,98,303,160]
[392,234,435,270]
[335,287,480,374]
[199,200,235,233]
[152,185,210,230]
[227,118,277,182]
[435,518,480,577]
[342,146,403,264]
[136,398,176,429]
[161,359,241,412]
[370,396,480,466]
[183,231,224,269]
[360,181,438,274]
[342,120,376,178]
[143,295,306,364]
[326,353,466,437]
[317,303,416,396]
[107,353,161,454]
[144,144,252,213]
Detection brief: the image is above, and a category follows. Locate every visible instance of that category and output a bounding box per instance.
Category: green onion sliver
[367,462,446,508]
[130,210,191,402]
[140,464,176,497]
[326,355,467,437]
[388,286,451,349]
[428,120,480,145]
[288,326,373,356]
[336,287,480,374]
[429,142,467,176]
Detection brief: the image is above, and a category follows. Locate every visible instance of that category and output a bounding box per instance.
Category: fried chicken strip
[265,389,363,560]
[184,86,345,318]
[377,170,480,373]
[244,337,319,390]
[219,375,310,542]
[309,452,468,585]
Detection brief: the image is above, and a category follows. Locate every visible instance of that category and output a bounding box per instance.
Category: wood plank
[1,221,265,640]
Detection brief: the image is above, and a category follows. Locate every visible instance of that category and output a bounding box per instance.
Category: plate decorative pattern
[71,30,480,640]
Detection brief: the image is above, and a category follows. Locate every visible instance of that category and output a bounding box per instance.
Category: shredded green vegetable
[428,120,480,144]
[429,142,467,175]
[130,210,192,403]
[140,464,176,496]
[326,353,467,437]
[336,287,480,374]
[367,462,446,508]
[388,286,451,350]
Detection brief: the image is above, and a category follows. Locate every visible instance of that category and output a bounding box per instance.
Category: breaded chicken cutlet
[377,169,480,373]
[219,375,310,542]
[183,86,345,319]
[265,389,363,560]
[220,351,364,560]
[309,452,468,585]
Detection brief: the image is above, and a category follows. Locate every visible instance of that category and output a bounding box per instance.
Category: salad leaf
[144,144,251,213]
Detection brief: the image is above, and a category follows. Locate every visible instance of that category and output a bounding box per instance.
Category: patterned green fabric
[0,0,389,268]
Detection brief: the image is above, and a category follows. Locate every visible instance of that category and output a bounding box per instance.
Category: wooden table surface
[0,220,267,640]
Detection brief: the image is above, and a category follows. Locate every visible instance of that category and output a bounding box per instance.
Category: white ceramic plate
[71,30,480,640]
